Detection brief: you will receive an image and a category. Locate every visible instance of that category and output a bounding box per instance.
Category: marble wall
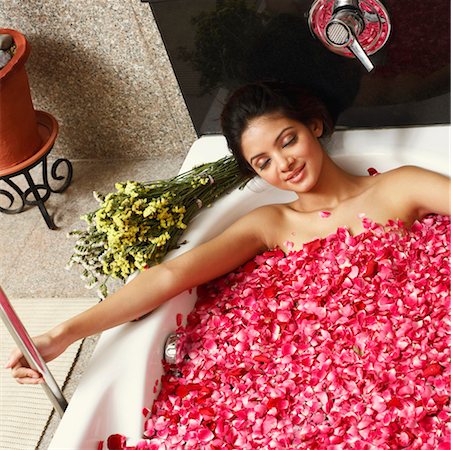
[0,0,197,163]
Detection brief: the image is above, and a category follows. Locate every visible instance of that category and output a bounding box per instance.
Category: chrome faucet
[308,0,391,72]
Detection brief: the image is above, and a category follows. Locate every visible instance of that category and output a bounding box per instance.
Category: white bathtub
[49,125,450,449]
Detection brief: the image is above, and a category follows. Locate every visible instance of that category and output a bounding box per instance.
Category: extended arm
[62,212,267,342]
[7,208,270,383]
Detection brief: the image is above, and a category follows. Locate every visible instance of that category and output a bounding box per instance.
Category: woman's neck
[292,155,366,213]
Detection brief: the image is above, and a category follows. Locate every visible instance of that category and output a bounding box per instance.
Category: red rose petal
[106,434,127,450]
[423,362,443,377]
[362,259,378,277]
[303,238,322,253]
[263,286,277,298]
[243,261,257,273]
[254,354,271,363]
[175,385,189,398]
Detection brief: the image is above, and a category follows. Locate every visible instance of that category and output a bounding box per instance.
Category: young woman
[7,81,450,384]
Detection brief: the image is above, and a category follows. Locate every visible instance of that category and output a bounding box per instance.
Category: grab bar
[0,286,67,417]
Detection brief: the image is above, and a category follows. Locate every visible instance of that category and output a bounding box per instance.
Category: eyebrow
[249,126,294,165]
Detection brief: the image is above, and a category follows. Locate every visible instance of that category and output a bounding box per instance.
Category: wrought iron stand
[0,151,72,229]
[0,110,72,230]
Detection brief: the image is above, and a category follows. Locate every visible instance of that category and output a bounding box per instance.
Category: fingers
[6,334,62,385]
[5,348,38,384]
[11,363,43,385]
[15,376,44,385]
[5,347,23,369]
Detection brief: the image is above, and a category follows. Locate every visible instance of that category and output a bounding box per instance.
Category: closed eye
[258,159,271,171]
[282,135,297,148]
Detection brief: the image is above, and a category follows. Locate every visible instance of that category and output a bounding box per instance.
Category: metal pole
[0,286,67,417]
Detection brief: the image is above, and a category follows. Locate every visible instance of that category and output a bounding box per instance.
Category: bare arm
[7,207,271,382]
[63,210,268,342]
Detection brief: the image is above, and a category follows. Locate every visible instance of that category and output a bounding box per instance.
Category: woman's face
[241,113,325,193]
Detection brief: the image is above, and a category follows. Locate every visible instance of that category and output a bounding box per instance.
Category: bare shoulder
[240,203,287,247]
[369,165,447,193]
[161,202,288,287]
[375,165,450,217]
[377,165,447,182]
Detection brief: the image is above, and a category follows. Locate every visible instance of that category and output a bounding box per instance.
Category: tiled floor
[0,156,185,448]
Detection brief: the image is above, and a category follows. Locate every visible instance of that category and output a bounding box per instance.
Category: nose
[276,153,295,172]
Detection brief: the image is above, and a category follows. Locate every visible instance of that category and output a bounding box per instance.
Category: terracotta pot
[0,28,41,172]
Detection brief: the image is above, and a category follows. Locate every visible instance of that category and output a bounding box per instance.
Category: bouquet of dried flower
[67,156,250,298]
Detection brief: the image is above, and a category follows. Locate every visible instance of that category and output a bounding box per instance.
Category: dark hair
[220,81,334,176]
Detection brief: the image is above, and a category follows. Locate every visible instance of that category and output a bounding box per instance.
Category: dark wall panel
[144,0,450,134]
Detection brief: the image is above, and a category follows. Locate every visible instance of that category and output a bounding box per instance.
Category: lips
[285,163,306,183]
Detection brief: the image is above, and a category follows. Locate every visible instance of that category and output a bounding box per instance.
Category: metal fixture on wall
[308,0,391,72]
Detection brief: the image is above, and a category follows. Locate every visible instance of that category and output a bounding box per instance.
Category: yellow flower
[112,215,124,228]
[132,199,146,214]
[150,231,171,247]
[124,181,139,196]
[143,203,157,218]
[103,198,114,213]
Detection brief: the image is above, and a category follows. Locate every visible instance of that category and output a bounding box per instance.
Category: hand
[5,328,69,385]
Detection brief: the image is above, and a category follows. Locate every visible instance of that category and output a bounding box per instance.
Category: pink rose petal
[197,427,214,442]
